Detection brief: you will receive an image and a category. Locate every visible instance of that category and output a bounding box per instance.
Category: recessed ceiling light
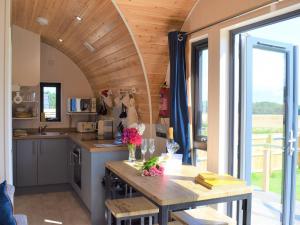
[58,38,63,43]
[76,16,82,21]
[36,17,48,26]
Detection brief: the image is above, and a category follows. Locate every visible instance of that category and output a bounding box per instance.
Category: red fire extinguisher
[159,82,170,118]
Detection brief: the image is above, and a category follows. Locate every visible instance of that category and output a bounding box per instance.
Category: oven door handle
[69,151,73,166]
[72,151,81,165]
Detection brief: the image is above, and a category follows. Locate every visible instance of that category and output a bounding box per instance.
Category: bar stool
[171,207,236,225]
[106,197,159,225]
[154,222,183,225]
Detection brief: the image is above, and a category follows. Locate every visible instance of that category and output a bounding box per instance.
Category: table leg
[105,168,111,200]
[158,206,169,225]
[242,194,252,225]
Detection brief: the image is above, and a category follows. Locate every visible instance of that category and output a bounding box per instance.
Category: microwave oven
[67,98,96,113]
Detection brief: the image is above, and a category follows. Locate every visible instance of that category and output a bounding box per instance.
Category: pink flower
[122,128,142,145]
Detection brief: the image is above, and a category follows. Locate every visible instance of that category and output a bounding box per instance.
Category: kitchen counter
[68,133,127,152]
[13,132,69,140]
[13,132,127,153]
[13,131,129,225]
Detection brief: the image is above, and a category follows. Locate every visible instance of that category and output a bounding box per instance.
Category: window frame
[191,39,209,149]
[229,8,300,177]
[40,82,61,122]
[228,9,300,221]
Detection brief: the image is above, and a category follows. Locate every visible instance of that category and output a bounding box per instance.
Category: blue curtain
[168,31,191,164]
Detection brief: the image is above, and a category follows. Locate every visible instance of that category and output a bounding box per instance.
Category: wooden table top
[105,161,252,206]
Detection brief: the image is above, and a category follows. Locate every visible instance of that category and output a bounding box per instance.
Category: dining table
[105,160,252,225]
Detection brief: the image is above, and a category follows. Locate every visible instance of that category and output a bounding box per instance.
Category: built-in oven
[72,147,81,189]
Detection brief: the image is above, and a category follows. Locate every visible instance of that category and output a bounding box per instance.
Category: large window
[192,40,208,147]
[40,82,61,122]
[192,39,208,169]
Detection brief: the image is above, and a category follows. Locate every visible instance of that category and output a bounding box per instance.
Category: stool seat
[171,207,236,225]
[154,222,183,225]
[105,197,159,219]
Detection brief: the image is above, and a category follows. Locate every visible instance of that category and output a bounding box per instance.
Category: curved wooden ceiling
[12,0,197,124]
[114,0,197,121]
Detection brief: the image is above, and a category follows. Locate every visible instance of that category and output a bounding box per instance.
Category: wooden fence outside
[195,132,300,192]
[252,133,300,191]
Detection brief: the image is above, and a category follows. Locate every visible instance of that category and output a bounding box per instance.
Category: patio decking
[252,188,300,225]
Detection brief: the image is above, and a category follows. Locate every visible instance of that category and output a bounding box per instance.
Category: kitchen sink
[30,131,67,136]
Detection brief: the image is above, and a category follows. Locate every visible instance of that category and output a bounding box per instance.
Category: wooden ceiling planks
[12,0,197,124]
[114,0,197,121]
[12,0,151,123]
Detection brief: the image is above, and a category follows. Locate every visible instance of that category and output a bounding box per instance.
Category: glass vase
[128,144,136,162]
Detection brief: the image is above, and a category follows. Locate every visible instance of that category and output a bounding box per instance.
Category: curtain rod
[186,0,281,36]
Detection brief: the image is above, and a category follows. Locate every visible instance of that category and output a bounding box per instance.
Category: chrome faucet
[39,124,47,134]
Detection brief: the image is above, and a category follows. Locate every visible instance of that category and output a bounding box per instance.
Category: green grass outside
[252,127,283,134]
[251,169,300,200]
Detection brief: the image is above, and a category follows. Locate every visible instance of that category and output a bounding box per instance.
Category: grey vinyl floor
[14,191,91,225]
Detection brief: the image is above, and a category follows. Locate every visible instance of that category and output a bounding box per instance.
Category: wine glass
[141,139,148,162]
[148,139,155,158]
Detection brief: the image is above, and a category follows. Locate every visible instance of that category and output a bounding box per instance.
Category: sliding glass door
[238,35,298,225]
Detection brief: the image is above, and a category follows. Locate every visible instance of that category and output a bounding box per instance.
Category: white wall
[12,25,40,86]
[13,43,94,129]
[182,0,300,174]
[0,0,11,183]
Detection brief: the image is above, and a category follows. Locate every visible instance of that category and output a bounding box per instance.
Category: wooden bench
[171,207,236,225]
[105,197,159,225]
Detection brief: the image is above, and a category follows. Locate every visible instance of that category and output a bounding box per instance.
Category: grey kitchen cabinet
[81,147,91,211]
[14,138,69,187]
[12,141,17,185]
[67,140,73,184]
[38,139,68,185]
[15,140,38,187]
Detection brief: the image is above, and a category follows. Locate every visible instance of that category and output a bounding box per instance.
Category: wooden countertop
[13,132,127,153]
[68,133,127,153]
[106,161,252,206]
[13,132,69,140]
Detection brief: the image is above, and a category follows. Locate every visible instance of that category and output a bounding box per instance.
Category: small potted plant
[122,127,142,162]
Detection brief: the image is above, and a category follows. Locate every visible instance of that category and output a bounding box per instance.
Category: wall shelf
[66,112,97,116]
[19,101,39,103]
[66,112,98,128]
[13,117,39,120]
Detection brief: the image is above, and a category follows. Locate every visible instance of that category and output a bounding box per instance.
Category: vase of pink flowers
[122,127,142,162]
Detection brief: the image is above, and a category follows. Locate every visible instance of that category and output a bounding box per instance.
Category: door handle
[288,130,296,156]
